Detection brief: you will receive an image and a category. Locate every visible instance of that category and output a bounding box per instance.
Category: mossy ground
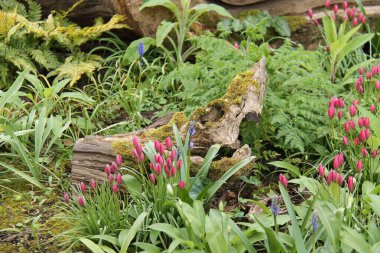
[0,176,73,252]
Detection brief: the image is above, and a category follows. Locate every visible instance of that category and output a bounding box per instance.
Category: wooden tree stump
[71,57,267,182]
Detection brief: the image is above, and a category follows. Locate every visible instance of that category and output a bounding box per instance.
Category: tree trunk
[71,57,267,183]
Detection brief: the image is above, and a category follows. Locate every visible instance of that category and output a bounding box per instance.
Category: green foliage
[0,0,127,87]
[260,40,340,154]
[217,11,291,39]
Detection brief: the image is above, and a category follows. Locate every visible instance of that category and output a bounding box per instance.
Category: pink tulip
[116,173,122,184]
[111,162,118,173]
[170,167,176,176]
[159,144,165,155]
[132,149,139,161]
[367,71,372,80]
[326,45,330,52]
[105,164,111,175]
[78,196,85,206]
[337,111,343,119]
[365,129,370,139]
[90,179,96,190]
[372,149,378,158]
[352,18,358,26]
[359,66,364,75]
[308,9,313,19]
[364,117,370,128]
[80,182,86,193]
[318,164,325,177]
[354,137,360,146]
[116,154,123,165]
[351,6,356,17]
[108,174,114,183]
[325,0,331,8]
[349,105,357,117]
[343,136,349,146]
[64,192,70,203]
[166,158,172,168]
[370,105,376,113]
[344,122,350,133]
[170,150,176,161]
[158,156,164,166]
[336,173,343,186]
[179,180,185,190]
[139,152,145,161]
[326,172,332,186]
[149,173,156,183]
[372,66,378,76]
[353,100,360,106]
[362,148,368,157]
[165,137,172,150]
[279,173,288,187]
[132,136,140,148]
[347,176,354,192]
[350,119,356,129]
[356,160,363,172]
[358,117,364,128]
[333,4,338,13]
[313,19,319,26]
[342,1,348,10]
[362,16,366,24]
[328,106,335,119]
[333,156,340,169]
[154,140,161,152]
[155,164,161,174]
[358,12,363,21]
[376,80,380,90]
[177,159,183,170]
[150,162,154,170]
[112,184,118,193]
[359,130,367,142]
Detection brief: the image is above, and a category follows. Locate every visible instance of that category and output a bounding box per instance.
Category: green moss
[284,16,307,32]
[191,70,257,121]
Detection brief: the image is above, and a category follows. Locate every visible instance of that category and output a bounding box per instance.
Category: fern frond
[27,0,42,22]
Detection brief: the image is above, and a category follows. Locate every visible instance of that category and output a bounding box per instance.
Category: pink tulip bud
[347,176,354,192]
[80,182,86,193]
[358,12,363,21]
[326,172,332,186]
[165,137,172,150]
[337,111,343,119]
[350,119,356,129]
[149,173,156,183]
[279,173,288,187]
[342,1,348,10]
[367,71,372,80]
[132,136,140,148]
[112,184,118,193]
[364,117,370,128]
[154,154,160,163]
[155,164,161,174]
[154,140,160,152]
[351,6,356,17]
[373,149,378,158]
[159,144,165,155]
[328,106,335,119]
[356,160,363,172]
[140,152,144,161]
[362,16,366,24]
[362,148,368,157]
[136,144,143,155]
[177,159,183,170]
[325,0,331,8]
[164,165,170,176]
[329,97,337,107]
[354,137,360,146]
[313,19,319,26]
[159,156,164,166]
[376,81,380,90]
[179,180,185,190]
[365,129,370,139]
[345,8,351,17]
[132,149,139,161]
[359,67,364,75]
[233,42,239,49]
[359,130,367,142]
[336,173,343,186]
[108,174,114,183]
[166,158,172,168]
[326,45,330,52]
[333,4,338,13]
[64,192,70,203]
[342,136,349,146]
[344,14,349,21]
[378,96,380,103]
[170,167,176,176]
[349,105,357,117]
[358,117,364,128]
[353,99,360,106]
[116,154,122,165]
[170,150,176,161]
[372,66,378,76]
[308,9,313,19]
[111,162,118,173]
[78,196,85,206]
[370,105,376,113]
[344,122,350,133]
[116,173,122,184]
[358,86,364,94]
[90,180,96,190]
[105,164,111,175]
[352,18,358,26]
[333,156,340,169]
[318,164,325,177]
[150,162,154,170]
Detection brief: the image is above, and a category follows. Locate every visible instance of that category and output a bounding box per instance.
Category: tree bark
[71,57,267,183]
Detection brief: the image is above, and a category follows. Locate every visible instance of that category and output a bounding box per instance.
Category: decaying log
[71,57,267,182]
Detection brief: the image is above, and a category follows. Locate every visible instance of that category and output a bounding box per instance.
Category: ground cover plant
[1,0,379,252]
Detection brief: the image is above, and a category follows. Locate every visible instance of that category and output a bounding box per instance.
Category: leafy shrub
[0,0,126,87]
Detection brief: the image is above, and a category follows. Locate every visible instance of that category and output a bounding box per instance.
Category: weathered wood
[71,58,267,182]
[36,0,380,38]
